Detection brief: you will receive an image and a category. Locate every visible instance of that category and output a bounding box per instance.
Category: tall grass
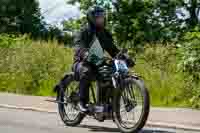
[134,45,192,107]
[0,34,73,96]
[0,34,198,108]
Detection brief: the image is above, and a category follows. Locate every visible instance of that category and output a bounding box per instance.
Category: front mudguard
[113,72,143,91]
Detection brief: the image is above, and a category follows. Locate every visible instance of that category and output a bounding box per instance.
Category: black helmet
[87,6,105,25]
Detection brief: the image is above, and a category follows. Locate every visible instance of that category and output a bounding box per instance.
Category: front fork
[112,74,137,112]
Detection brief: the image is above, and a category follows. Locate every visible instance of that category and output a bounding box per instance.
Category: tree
[67,0,155,47]
[67,0,200,47]
[63,18,86,32]
[0,0,19,33]
[0,0,44,37]
[112,0,156,47]
[18,0,44,36]
[182,0,200,28]
[158,0,200,29]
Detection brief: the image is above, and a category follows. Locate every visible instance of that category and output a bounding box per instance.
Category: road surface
[0,108,198,133]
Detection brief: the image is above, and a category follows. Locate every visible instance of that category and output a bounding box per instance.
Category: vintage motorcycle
[54,49,150,133]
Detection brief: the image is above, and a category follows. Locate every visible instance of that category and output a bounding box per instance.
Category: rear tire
[113,77,150,133]
[57,73,85,127]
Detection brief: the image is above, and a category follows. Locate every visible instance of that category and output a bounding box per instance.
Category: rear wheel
[113,76,150,133]
[57,73,85,127]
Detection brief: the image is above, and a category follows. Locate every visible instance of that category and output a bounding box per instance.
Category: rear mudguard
[53,72,75,93]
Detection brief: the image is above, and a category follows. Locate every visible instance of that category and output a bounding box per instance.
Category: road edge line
[0,104,57,114]
[146,121,200,132]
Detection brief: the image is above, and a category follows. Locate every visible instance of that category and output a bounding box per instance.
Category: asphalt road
[0,108,198,133]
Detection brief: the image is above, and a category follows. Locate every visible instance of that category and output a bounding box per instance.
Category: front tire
[57,73,85,127]
[113,76,150,133]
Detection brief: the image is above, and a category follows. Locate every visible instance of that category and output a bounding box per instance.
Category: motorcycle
[54,49,150,133]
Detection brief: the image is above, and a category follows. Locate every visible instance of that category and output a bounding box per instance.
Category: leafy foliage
[111,0,155,47]
[179,27,200,81]
[0,0,44,37]
[63,18,86,32]
[178,27,200,108]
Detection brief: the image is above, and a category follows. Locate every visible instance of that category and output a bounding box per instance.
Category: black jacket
[73,25,119,63]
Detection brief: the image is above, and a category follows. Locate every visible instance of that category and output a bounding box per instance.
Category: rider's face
[95,16,104,28]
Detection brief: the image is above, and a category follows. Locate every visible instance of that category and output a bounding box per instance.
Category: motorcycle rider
[74,5,136,112]
[55,6,134,113]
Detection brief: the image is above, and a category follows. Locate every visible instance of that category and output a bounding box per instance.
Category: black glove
[126,57,135,67]
[123,53,135,67]
[116,49,135,67]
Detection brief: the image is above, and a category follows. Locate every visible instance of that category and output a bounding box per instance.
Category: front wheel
[113,76,150,133]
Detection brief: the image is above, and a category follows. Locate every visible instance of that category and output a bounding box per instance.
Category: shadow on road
[141,129,175,133]
[79,124,175,133]
[79,124,119,132]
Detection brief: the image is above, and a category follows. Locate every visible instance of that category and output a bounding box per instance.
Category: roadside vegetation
[0,34,200,109]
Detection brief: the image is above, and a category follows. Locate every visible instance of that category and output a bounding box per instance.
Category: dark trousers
[73,61,95,105]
